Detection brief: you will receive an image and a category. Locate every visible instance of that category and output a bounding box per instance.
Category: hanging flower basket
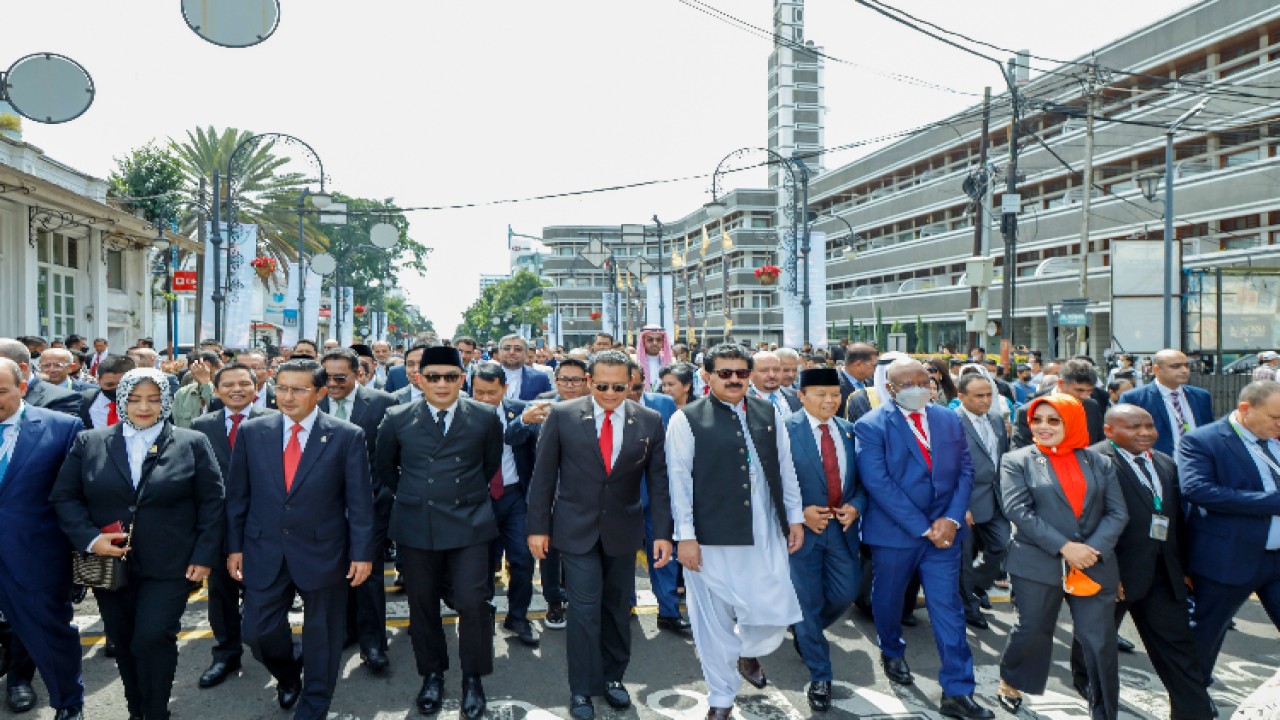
[590,311,602,322]
[754,264,782,285]
[388,324,398,332]
[250,256,278,280]
[353,305,367,318]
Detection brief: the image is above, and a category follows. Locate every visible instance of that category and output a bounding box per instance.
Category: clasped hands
[803,504,859,534]
[1060,541,1102,570]
[924,517,959,549]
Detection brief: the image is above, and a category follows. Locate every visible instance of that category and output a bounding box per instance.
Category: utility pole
[653,215,666,328]
[1076,61,1099,357]
[968,86,992,351]
[999,60,1022,367]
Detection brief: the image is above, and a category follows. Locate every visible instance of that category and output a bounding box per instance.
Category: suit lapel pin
[508,412,515,419]
[148,445,158,454]
[321,435,329,443]
[627,417,635,425]
[1036,457,1046,465]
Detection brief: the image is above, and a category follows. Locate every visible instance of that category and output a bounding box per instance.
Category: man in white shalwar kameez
[667,343,805,720]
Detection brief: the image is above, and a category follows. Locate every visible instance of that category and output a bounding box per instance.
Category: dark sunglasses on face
[423,373,462,384]
[557,377,586,385]
[327,374,351,384]
[593,383,628,393]
[630,384,645,392]
[713,369,752,380]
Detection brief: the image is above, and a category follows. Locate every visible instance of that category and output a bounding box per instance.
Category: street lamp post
[209,172,224,343]
[652,215,666,328]
[793,153,812,348]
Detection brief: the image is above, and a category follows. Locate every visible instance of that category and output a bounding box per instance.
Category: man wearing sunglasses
[496,335,551,401]
[666,343,805,720]
[527,351,672,720]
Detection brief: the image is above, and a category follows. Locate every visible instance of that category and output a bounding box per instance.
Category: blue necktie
[0,425,14,485]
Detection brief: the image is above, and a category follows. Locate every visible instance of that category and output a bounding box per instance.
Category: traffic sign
[173,271,197,292]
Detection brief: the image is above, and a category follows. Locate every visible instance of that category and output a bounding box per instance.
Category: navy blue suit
[785,411,866,683]
[1120,382,1214,457]
[1178,417,1280,685]
[384,364,408,394]
[639,393,680,617]
[491,398,537,621]
[0,405,84,711]
[854,402,975,697]
[226,411,375,720]
[513,367,552,401]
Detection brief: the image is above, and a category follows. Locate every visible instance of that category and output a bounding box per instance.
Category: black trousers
[0,572,82,710]
[345,558,387,653]
[1070,569,1212,720]
[95,577,193,720]
[206,563,244,663]
[241,568,347,720]
[400,543,493,677]
[960,516,1009,612]
[560,542,635,697]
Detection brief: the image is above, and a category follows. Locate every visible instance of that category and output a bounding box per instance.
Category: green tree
[457,271,550,343]
[109,141,184,223]
[875,306,886,350]
[914,316,926,353]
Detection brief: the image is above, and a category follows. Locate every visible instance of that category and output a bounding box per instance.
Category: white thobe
[667,400,804,707]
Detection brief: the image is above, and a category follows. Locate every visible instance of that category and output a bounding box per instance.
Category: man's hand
[787,523,805,554]
[1060,541,1101,569]
[348,561,373,587]
[227,552,243,581]
[653,540,674,568]
[832,504,859,530]
[965,510,975,528]
[678,540,702,572]
[803,505,831,534]
[520,402,551,425]
[190,359,213,385]
[528,534,550,560]
[185,564,211,582]
[92,534,130,557]
[929,518,958,549]
[1117,581,1126,603]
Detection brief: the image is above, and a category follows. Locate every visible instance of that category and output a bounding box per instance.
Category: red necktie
[284,424,303,492]
[490,471,504,500]
[599,411,614,475]
[106,401,119,426]
[818,424,843,508]
[228,413,244,449]
[90,354,100,375]
[909,412,932,471]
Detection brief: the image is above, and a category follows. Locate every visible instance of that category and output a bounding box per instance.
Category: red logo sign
[173,271,197,292]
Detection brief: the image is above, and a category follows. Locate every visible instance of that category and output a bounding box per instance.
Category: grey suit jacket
[999,444,1128,587]
[957,409,1009,524]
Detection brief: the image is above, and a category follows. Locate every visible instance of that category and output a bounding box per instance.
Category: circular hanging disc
[3,53,95,124]
[182,0,281,48]
[308,253,337,275]
[369,222,398,250]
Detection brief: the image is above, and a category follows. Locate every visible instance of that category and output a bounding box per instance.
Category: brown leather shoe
[737,657,767,689]
[706,707,733,720]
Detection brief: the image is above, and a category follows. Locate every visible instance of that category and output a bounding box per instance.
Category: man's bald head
[1152,348,1191,388]
[1104,403,1153,425]
[886,358,928,385]
[1104,403,1158,454]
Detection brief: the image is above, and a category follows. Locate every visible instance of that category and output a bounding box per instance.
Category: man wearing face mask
[854,359,991,720]
[77,356,138,430]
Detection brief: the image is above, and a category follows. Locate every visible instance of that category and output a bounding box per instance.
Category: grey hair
[0,338,32,368]
[775,348,801,361]
[0,357,22,387]
[1240,380,1280,407]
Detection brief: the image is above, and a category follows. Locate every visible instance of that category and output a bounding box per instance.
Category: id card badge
[1149,514,1170,541]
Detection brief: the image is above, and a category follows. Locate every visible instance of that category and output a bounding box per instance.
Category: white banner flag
[200,223,257,349]
[644,275,676,338]
[601,292,619,340]
[329,285,355,347]
[781,231,828,350]
[281,263,325,346]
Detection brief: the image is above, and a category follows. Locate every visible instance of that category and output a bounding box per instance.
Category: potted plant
[754,264,782,285]
[590,311,602,322]
[250,256,278,280]
[353,304,367,318]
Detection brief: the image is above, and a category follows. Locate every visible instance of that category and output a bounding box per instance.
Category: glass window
[107,250,124,290]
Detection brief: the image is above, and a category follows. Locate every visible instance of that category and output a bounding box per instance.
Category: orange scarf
[1028,394,1090,518]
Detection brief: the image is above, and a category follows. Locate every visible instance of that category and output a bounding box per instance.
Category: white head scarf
[114,368,174,430]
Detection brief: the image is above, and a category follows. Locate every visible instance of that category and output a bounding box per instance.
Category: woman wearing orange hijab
[996,394,1128,719]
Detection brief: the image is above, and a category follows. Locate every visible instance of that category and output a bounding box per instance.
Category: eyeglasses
[423,373,462,384]
[38,362,70,370]
[926,367,940,375]
[1030,416,1064,427]
[890,381,928,390]
[556,377,586,385]
[499,345,525,352]
[713,369,752,380]
[275,386,316,397]
[593,383,628,393]
[326,374,351,384]
[630,384,645,392]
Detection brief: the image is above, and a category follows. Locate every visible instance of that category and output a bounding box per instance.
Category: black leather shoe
[901,612,919,627]
[964,610,990,630]
[417,672,444,715]
[807,681,832,712]
[604,681,631,710]
[881,655,913,685]
[656,615,692,634]
[503,617,540,647]
[544,601,566,629]
[569,694,594,720]
[198,658,241,688]
[939,694,994,719]
[461,674,486,720]
[706,707,733,720]
[975,589,993,610]
[737,657,767,689]
[103,639,116,658]
[391,572,406,593]
[997,690,1022,714]
[276,680,302,710]
[1117,634,1135,653]
[52,708,82,720]
[361,647,390,674]
[7,683,36,713]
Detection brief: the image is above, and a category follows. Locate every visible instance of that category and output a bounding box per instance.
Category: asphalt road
[11,567,1279,719]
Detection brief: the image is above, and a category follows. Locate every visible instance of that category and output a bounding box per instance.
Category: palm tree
[170,126,329,263]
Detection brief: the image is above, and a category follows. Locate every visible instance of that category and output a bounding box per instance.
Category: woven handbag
[70,550,128,591]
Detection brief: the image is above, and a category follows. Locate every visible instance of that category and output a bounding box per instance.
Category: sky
[7,0,1199,337]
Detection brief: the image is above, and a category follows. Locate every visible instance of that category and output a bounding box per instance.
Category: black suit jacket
[1012,391,1104,449]
[77,388,106,429]
[779,386,804,413]
[319,385,398,463]
[190,406,278,481]
[50,423,226,579]
[496,399,537,495]
[1091,441,1189,602]
[208,386,278,414]
[526,396,672,556]
[24,375,82,417]
[375,398,503,551]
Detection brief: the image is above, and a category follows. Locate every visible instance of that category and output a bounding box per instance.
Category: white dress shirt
[1114,444,1163,504]
[224,406,251,435]
[1155,380,1198,440]
[503,366,523,400]
[804,410,846,482]
[962,407,997,460]
[89,391,112,429]
[899,405,931,445]
[425,400,459,434]
[122,422,165,488]
[283,407,320,452]
[591,398,625,468]
[496,404,520,487]
[1228,412,1280,549]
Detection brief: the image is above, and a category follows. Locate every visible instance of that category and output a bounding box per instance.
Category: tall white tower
[767,0,826,188]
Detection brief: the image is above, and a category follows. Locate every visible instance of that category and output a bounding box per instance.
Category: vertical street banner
[281,263,323,346]
[200,223,257,348]
[644,274,676,338]
[329,285,354,347]
[781,231,828,349]
[601,292,619,340]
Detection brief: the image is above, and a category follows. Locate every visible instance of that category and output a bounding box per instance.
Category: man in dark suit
[494,335,552,401]
[854,359,992,719]
[468,362,540,648]
[35,348,93,392]
[225,359,375,720]
[785,368,866,712]
[208,350,277,413]
[0,339,82,417]
[1178,380,1280,699]
[1012,360,1105,449]
[953,374,1010,630]
[750,351,800,418]
[0,359,85,720]
[1120,349,1214,458]
[190,362,276,690]
[374,346,502,719]
[392,345,426,405]
[77,355,137,430]
[317,348,398,673]
[836,343,877,418]
[1066,405,1213,718]
[527,350,672,720]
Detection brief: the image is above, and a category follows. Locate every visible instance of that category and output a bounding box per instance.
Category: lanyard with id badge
[1114,442,1169,541]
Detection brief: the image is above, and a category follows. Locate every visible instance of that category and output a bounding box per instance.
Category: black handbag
[70,438,159,591]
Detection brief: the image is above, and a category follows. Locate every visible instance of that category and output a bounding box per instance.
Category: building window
[107,250,124,290]
[35,230,81,339]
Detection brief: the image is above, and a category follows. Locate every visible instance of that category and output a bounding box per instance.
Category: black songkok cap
[419,346,463,370]
[799,368,840,388]
[349,343,374,359]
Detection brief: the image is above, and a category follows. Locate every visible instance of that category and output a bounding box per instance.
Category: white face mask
[895,386,932,411]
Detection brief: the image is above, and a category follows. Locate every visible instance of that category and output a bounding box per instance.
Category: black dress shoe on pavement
[52,708,82,720]
[361,647,391,674]
[103,639,116,658]
[545,601,567,629]
[198,658,241,688]
[7,683,36,713]
[901,612,919,627]
[807,681,832,712]
[939,694,994,719]
[461,674,486,720]
[569,694,594,720]
[656,615,692,634]
[975,590,993,610]
[604,681,631,710]
[417,672,445,715]
[503,617,540,647]
[1117,634,1135,653]
[737,657,767,689]
[277,680,302,710]
[964,610,990,630]
[705,706,733,720]
[881,655,914,686]
[391,572,406,593]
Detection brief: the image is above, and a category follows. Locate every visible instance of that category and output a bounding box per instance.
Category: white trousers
[685,568,788,708]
